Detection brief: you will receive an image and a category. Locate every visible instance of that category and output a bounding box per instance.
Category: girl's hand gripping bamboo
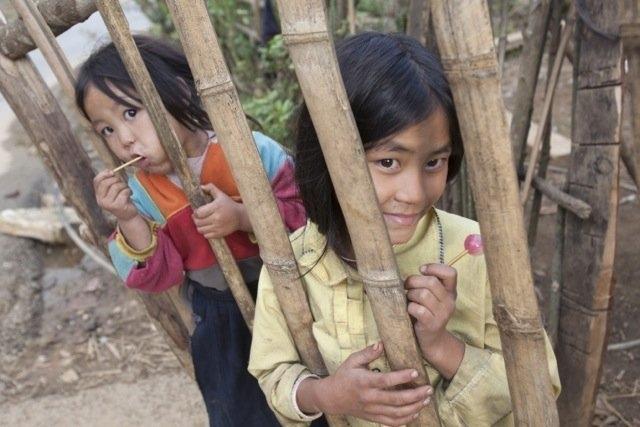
[447,234,483,266]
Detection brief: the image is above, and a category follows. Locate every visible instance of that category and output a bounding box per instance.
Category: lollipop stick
[111,156,143,173]
[447,249,468,266]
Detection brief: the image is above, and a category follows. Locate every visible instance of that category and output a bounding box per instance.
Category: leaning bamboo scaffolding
[556,0,623,423]
[0,42,194,374]
[161,2,346,425]
[276,1,440,425]
[520,12,574,204]
[94,0,256,329]
[10,0,120,172]
[406,0,429,46]
[621,2,640,191]
[510,0,552,172]
[0,0,95,59]
[430,1,559,425]
[527,0,564,246]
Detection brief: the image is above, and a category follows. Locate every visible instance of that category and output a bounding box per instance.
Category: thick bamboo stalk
[527,0,564,247]
[276,1,440,425]
[520,13,574,204]
[10,0,120,172]
[0,0,95,59]
[621,8,640,191]
[162,0,339,417]
[95,0,256,329]
[347,0,355,34]
[510,0,553,173]
[430,1,559,425]
[556,0,623,423]
[0,49,194,375]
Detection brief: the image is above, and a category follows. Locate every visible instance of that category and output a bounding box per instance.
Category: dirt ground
[0,32,639,427]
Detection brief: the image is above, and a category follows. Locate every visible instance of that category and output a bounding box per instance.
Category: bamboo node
[282,31,330,46]
[262,258,298,273]
[440,52,499,81]
[494,304,544,337]
[196,78,235,98]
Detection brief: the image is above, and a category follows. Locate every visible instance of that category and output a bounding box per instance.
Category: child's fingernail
[420,265,428,274]
[423,397,431,405]
[411,370,418,379]
[372,342,380,351]
[426,386,433,395]
[413,413,419,419]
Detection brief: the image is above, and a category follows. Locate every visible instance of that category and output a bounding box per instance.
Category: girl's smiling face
[83,83,207,175]
[366,108,451,245]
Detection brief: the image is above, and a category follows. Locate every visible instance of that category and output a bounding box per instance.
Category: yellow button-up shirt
[249,209,561,426]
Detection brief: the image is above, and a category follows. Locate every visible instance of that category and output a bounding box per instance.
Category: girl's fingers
[406,287,442,306]
[113,188,132,206]
[420,264,457,293]
[367,385,432,407]
[194,202,217,219]
[342,342,384,369]
[105,182,128,203]
[371,410,426,427]
[364,395,431,420]
[407,301,436,324]
[367,367,419,390]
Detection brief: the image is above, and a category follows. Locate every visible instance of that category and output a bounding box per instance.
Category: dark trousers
[190,281,279,427]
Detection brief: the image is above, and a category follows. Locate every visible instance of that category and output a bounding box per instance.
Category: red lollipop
[447,234,484,266]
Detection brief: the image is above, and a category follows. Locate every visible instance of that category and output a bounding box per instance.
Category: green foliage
[134,0,299,145]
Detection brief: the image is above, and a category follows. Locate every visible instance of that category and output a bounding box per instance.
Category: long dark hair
[294,32,464,253]
[75,35,211,132]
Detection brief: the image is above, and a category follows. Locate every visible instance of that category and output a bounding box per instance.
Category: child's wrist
[298,376,331,415]
[421,332,465,379]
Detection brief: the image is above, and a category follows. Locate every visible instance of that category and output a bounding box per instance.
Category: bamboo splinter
[111,155,143,173]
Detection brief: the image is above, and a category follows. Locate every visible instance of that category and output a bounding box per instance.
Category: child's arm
[192,183,252,239]
[94,170,152,249]
[95,170,185,293]
[296,343,432,425]
[407,264,561,425]
[249,269,431,426]
[404,263,465,379]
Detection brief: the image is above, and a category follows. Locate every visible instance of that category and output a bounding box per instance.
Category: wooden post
[430,1,559,425]
[10,0,120,172]
[94,0,256,330]
[161,5,346,426]
[621,3,640,191]
[556,0,623,424]
[275,1,440,425]
[510,0,553,173]
[0,0,96,59]
[0,49,194,375]
[497,0,509,72]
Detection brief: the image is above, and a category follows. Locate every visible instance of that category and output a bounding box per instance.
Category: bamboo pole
[556,0,623,423]
[430,1,559,425]
[527,0,564,247]
[347,0,355,35]
[275,1,440,425]
[160,4,347,426]
[406,0,428,45]
[94,0,256,329]
[497,0,509,72]
[510,0,553,173]
[0,45,194,375]
[548,204,565,347]
[10,0,120,172]
[520,12,574,204]
[0,0,95,59]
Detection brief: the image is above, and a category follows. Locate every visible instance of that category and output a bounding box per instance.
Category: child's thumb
[344,342,384,368]
[201,183,222,198]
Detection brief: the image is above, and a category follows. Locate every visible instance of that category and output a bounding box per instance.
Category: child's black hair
[294,32,464,253]
[75,35,211,132]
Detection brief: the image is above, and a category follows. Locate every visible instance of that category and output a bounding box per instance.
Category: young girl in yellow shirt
[249,32,560,426]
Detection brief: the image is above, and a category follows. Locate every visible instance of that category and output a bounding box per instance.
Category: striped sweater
[108,132,306,292]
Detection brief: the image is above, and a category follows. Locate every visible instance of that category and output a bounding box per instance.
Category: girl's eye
[425,158,447,171]
[124,108,137,119]
[378,158,399,169]
[100,126,114,137]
